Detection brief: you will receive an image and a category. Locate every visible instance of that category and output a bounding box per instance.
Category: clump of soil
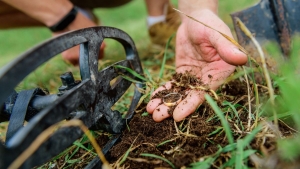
[153,71,203,97]
[151,71,208,115]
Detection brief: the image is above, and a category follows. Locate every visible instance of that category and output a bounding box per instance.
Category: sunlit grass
[2,1,300,168]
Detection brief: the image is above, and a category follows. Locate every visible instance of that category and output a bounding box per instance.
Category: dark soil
[108,112,225,168]
[106,71,292,168]
[43,71,295,168]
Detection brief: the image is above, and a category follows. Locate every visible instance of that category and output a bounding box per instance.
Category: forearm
[1,0,73,27]
[178,0,218,21]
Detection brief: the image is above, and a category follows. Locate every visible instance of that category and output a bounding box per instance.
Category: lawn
[0,0,258,67]
[2,0,300,169]
[0,0,258,91]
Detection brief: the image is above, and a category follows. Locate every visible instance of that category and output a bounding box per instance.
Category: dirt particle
[151,72,207,115]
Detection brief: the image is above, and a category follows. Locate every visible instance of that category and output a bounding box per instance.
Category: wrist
[49,6,78,32]
[178,0,218,19]
[42,1,74,27]
[52,12,97,35]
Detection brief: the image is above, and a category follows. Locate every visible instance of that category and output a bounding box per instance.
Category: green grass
[140,153,176,169]
[3,0,300,168]
[0,28,51,65]
[206,95,234,144]
[0,0,258,67]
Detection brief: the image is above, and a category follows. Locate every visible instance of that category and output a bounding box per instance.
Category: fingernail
[233,48,247,56]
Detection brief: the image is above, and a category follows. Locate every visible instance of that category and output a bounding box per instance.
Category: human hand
[146,9,247,122]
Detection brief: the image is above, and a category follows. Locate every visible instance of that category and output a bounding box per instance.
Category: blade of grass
[235,17,277,129]
[144,68,155,84]
[51,146,73,161]
[141,112,149,116]
[206,114,219,122]
[120,145,132,165]
[269,111,293,120]
[208,127,223,136]
[136,93,151,111]
[73,141,97,156]
[156,139,175,147]
[159,33,175,79]
[205,94,234,144]
[234,125,261,168]
[236,143,257,169]
[140,153,175,169]
[59,146,80,169]
[221,143,237,153]
[243,149,256,159]
[241,125,262,149]
[222,155,236,168]
[120,75,145,84]
[114,65,148,82]
[235,140,244,169]
[68,146,80,161]
[222,150,254,169]
[242,66,253,131]
[225,66,260,83]
[222,101,244,131]
[117,135,140,167]
[190,145,223,169]
[189,157,215,169]
[66,158,81,164]
[246,55,260,128]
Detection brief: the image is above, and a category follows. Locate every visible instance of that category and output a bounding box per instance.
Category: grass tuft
[205,94,234,144]
[140,153,175,169]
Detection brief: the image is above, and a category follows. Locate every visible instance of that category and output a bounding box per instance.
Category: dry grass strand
[8,119,111,169]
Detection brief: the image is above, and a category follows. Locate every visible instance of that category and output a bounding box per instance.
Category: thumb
[212,33,248,66]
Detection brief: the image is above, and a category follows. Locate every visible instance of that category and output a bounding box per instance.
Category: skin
[146,0,248,122]
[144,0,169,16]
[0,0,104,65]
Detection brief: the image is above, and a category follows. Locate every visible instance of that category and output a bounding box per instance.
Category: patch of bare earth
[106,72,294,168]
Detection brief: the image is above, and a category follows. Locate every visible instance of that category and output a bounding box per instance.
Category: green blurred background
[0,0,259,66]
[0,0,259,91]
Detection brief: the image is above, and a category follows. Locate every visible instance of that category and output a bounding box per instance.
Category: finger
[61,46,80,65]
[211,31,248,66]
[100,42,106,50]
[146,81,173,114]
[146,98,161,114]
[99,42,106,60]
[152,104,172,122]
[173,90,206,122]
